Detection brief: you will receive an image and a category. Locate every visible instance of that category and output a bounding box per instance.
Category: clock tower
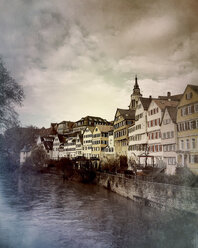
[129,75,142,110]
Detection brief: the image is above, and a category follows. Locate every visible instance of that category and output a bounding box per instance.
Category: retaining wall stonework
[96,172,198,214]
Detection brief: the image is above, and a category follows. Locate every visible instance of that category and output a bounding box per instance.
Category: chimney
[149,95,152,99]
[167,92,171,97]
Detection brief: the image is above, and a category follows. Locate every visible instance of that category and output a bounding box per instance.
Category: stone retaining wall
[96,172,198,214]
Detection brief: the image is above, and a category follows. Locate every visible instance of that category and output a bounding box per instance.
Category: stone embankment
[96,172,198,214]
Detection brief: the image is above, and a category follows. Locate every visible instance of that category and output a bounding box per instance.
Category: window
[189,155,198,164]
[192,138,196,149]
[155,145,158,152]
[186,92,193,100]
[195,103,198,113]
[186,139,190,150]
[188,106,192,114]
[168,157,176,165]
[182,107,186,116]
[180,140,184,150]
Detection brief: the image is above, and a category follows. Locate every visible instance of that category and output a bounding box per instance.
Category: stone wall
[96,172,198,214]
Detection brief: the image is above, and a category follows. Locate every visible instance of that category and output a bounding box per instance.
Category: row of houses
[20,77,198,174]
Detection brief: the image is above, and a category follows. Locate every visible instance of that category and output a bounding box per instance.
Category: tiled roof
[158,94,183,101]
[166,106,177,123]
[96,125,113,133]
[188,84,198,94]
[117,108,135,120]
[140,97,152,110]
[86,126,95,133]
[58,120,75,127]
[154,99,179,111]
[76,115,109,123]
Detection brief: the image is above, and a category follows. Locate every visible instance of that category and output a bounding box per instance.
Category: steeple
[133,75,141,95]
[129,75,142,110]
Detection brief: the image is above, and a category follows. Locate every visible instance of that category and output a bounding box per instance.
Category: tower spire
[129,75,142,110]
[134,75,139,89]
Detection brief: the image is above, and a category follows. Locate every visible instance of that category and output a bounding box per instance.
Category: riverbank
[18,163,198,214]
[96,172,198,215]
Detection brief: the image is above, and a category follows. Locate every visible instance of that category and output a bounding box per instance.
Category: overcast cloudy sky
[0,0,198,127]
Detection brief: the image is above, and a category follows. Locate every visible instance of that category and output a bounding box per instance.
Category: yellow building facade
[177,85,198,174]
[92,125,113,158]
[114,109,135,156]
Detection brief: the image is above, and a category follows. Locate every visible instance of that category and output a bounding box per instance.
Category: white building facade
[147,99,178,167]
[65,137,77,159]
[128,97,151,166]
[83,127,94,159]
[76,133,83,157]
[161,107,178,174]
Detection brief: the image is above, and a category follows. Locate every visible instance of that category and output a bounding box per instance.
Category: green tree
[0,58,24,130]
[2,126,39,164]
[30,145,48,168]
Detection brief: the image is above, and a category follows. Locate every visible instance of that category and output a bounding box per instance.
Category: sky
[0,0,198,128]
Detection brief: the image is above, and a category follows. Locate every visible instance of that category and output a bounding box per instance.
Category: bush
[101,156,119,173]
[119,155,128,172]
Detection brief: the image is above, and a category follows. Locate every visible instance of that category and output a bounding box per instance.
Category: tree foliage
[30,145,48,168]
[1,126,39,167]
[0,58,24,130]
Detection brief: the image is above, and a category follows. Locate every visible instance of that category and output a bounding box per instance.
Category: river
[0,172,197,248]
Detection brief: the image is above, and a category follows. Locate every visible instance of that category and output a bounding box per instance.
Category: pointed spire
[134,75,139,89]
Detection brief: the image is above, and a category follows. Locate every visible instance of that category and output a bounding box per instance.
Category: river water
[0,172,197,248]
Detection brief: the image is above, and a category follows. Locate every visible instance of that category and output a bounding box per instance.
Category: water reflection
[0,172,197,248]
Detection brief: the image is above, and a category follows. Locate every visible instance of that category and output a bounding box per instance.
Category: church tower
[129,75,142,110]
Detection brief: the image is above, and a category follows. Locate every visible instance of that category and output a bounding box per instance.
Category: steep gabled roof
[96,125,113,133]
[86,126,95,133]
[162,106,177,124]
[188,84,198,94]
[117,108,135,120]
[167,106,177,123]
[139,97,152,110]
[43,141,53,151]
[57,134,66,143]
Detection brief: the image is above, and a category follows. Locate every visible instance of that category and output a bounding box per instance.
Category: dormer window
[186,92,192,100]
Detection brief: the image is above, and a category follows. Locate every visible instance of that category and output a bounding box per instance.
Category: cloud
[0,0,198,127]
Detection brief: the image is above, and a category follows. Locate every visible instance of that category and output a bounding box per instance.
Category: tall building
[161,106,178,173]
[128,97,152,165]
[73,116,110,132]
[83,126,94,159]
[92,125,113,158]
[129,75,142,110]
[177,84,198,174]
[114,76,142,156]
[147,99,179,166]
